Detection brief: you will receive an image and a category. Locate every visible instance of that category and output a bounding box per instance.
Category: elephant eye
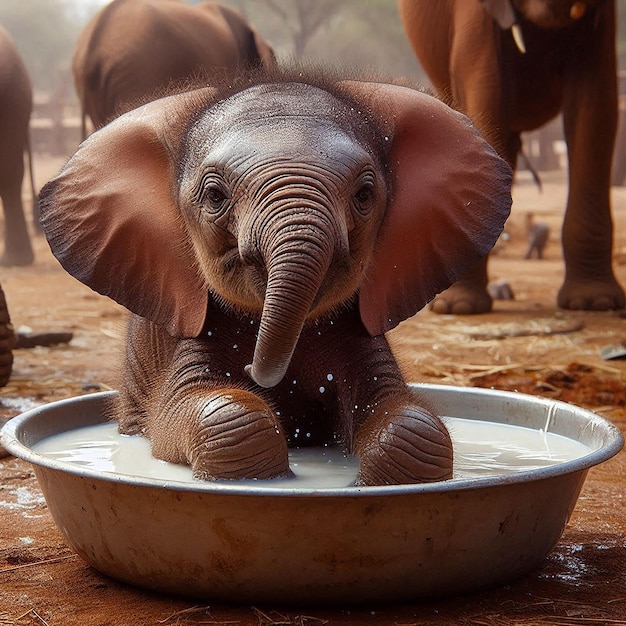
[202,183,230,214]
[353,180,376,215]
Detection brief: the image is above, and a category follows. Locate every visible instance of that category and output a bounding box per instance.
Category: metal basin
[1,385,623,605]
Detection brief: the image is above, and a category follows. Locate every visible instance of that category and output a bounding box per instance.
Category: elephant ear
[338,82,512,336]
[479,0,517,29]
[39,88,217,338]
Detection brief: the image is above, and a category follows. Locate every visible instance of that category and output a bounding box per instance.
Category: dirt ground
[0,154,625,625]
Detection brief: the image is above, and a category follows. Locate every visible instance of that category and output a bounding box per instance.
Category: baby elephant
[40,68,511,485]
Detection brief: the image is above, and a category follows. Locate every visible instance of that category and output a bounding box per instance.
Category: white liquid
[33,418,592,488]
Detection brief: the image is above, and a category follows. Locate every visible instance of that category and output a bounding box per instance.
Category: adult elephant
[72,0,276,136]
[0,24,36,267]
[398,0,624,314]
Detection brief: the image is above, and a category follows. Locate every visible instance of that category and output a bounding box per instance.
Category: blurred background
[0,0,440,156]
[1,0,625,157]
[1,0,427,93]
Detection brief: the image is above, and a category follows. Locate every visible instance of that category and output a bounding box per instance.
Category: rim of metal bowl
[1,386,623,498]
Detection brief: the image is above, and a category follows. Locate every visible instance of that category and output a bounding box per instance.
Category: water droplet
[207,330,212,336]
[319,386,325,394]
[326,373,334,381]
[232,344,238,350]
[225,372,231,377]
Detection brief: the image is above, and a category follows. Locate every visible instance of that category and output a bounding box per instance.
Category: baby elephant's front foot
[356,405,453,485]
[189,390,291,481]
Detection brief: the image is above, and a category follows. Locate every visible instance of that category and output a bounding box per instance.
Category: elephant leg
[354,391,453,486]
[0,180,34,267]
[558,5,624,311]
[428,41,513,316]
[113,319,291,481]
[429,257,492,314]
[152,388,292,481]
[0,283,15,387]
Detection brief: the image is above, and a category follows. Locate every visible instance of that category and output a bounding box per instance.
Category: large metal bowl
[1,385,623,605]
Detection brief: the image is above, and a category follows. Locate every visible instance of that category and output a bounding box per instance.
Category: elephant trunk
[245,218,337,389]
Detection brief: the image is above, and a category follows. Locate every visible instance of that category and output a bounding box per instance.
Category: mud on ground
[0,159,625,625]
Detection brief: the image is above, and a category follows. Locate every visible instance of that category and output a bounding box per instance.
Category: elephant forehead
[204,120,370,165]
[187,122,375,180]
[214,82,353,124]
[188,82,376,161]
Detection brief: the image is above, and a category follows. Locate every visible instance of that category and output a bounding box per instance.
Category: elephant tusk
[570,2,586,20]
[511,23,526,54]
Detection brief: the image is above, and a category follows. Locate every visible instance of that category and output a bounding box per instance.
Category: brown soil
[0,158,625,625]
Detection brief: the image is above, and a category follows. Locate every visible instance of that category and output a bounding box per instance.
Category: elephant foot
[188,390,292,481]
[429,283,493,315]
[356,405,453,486]
[557,277,625,311]
[0,248,34,267]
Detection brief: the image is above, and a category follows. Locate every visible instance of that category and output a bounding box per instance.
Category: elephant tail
[518,148,542,191]
[26,128,41,233]
[80,105,88,142]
